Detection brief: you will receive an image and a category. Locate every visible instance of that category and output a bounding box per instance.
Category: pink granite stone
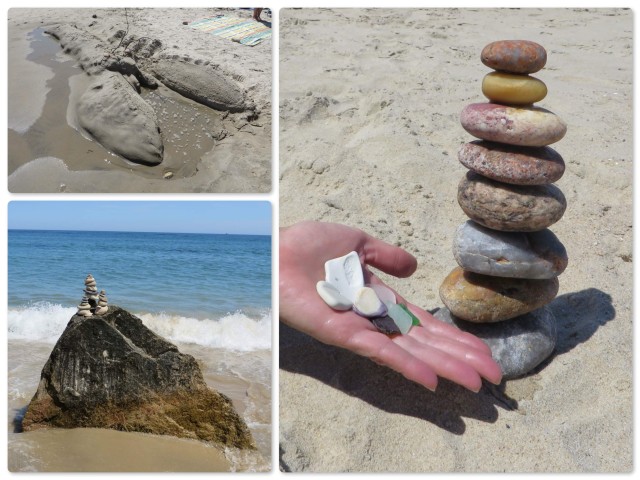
[461,103,567,147]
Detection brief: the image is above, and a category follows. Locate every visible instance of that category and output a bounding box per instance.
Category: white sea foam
[8,302,76,343]
[138,311,271,351]
[8,302,271,351]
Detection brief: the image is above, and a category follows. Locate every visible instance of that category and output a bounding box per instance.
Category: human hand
[279,221,502,392]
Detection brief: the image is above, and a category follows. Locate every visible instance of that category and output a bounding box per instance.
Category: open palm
[280,221,502,392]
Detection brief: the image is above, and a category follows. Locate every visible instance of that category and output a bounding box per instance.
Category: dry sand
[8,8,271,193]
[279,8,632,472]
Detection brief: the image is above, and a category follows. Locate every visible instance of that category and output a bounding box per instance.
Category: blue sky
[8,201,272,235]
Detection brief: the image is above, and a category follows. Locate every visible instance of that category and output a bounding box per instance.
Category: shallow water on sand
[8,27,223,182]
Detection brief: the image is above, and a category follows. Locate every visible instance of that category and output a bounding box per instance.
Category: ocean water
[8,229,272,471]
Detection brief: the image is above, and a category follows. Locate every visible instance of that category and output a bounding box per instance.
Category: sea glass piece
[369,284,396,304]
[398,303,421,326]
[370,315,402,335]
[386,303,413,334]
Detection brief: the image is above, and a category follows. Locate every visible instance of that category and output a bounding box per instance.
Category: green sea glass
[398,303,421,326]
[386,303,412,334]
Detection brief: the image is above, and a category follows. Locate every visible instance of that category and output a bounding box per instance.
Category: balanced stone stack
[96,290,109,315]
[76,296,93,317]
[437,40,568,380]
[84,274,99,309]
[76,275,110,317]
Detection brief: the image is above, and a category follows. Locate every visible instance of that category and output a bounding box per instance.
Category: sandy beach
[8,8,271,193]
[279,8,632,472]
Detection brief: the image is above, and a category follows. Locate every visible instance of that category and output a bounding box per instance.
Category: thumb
[361,234,417,278]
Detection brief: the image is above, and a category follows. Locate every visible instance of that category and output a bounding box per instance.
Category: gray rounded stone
[434,306,557,380]
[458,171,567,232]
[453,220,568,279]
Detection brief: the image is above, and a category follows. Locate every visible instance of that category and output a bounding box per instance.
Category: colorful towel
[189,15,271,46]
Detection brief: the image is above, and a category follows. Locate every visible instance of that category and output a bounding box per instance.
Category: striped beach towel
[189,15,272,46]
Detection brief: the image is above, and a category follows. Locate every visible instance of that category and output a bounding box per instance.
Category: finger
[344,329,438,391]
[406,303,493,355]
[360,235,417,278]
[409,327,502,385]
[393,334,484,392]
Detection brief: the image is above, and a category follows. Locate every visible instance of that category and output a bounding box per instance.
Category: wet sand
[9,428,231,473]
[8,8,271,193]
[8,339,270,472]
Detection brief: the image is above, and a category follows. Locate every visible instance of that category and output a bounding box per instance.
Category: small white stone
[316,281,353,311]
[352,287,387,318]
[324,251,365,302]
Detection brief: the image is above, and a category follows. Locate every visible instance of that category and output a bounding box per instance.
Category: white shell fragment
[324,251,365,302]
[316,281,353,311]
[369,284,396,305]
[386,303,413,334]
[352,287,388,318]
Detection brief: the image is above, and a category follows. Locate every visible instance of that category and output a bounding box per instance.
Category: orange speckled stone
[439,267,559,323]
[481,40,547,74]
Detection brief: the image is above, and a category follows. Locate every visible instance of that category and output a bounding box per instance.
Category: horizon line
[8,228,271,236]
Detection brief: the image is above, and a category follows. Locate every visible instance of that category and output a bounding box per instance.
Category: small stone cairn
[76,274,109,317]
[437,40,568,379]
[96,290,109,315]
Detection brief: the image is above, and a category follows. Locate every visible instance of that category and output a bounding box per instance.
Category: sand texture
[279,8,632,472]
[8,8,271,192]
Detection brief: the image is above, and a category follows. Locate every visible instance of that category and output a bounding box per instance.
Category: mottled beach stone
[434,306,557,379]
[482,72,547,105]
[453,220,568,279]
[458,141,565,185]
[439,267,559,322]
[460,103,567,147]
[458,172,567,232]
[481,40,547,74]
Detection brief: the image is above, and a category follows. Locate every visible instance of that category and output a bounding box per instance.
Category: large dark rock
[22,306,254,450]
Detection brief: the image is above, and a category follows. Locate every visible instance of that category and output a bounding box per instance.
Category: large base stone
[434,306,557,380]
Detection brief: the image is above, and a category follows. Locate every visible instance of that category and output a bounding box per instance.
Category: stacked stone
[76,295,93,317]
[437,40,568,379]
[96,290,109,315]
[84,274,100,309]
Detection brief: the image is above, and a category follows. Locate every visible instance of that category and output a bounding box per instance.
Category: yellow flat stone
[482,72,547,105]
